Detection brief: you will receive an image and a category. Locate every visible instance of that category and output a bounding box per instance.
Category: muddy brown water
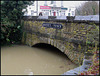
[1,44,78,75]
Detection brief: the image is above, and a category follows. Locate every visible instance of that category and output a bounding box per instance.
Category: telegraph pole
[36,1,38,16]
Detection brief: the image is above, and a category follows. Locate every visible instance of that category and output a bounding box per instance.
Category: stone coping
[22,15,99,24]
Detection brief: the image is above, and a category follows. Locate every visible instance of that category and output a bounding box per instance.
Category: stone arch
[30,38,82,65]
[31,42,72,62]
[23,32,84,65]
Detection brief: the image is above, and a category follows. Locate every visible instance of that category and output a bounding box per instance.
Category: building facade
[40,6,68,16]
[23,1,76,16]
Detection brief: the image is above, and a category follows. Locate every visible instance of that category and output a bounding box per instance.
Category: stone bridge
[22,15,99,65]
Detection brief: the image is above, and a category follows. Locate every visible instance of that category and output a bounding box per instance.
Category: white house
[23,1,76,16]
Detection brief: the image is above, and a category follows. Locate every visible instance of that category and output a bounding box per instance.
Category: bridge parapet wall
[23,15,99,24]
[22,15,99,65]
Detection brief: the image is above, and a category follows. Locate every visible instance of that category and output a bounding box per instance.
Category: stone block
[44,38,48,43]
[48,38,51,44]
[61,46,66,52]
[50,39,54,46]
[57,43,60,49]
[54,40,57,47]
[74,16,84,20]
[67,16,75,22]
[37,16,48,19]
[90,15,99,21]
[59,45,65,52]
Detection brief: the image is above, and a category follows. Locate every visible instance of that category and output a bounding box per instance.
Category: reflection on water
[1,44,78,75]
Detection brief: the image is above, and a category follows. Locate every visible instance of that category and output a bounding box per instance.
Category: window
[31,10,34,15]
[68,13,70,16]
[72,11,74,16]
[69,9,71,12]
[24,12,28,16]
[57,12,59,16]
[31,10,34,13]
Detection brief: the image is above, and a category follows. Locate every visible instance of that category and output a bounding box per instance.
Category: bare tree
[75,1,99,16]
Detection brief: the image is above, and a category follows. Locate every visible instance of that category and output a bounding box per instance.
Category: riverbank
[63,51,99,75]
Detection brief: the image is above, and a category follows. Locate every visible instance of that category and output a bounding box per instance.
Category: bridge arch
[22,33,83,65]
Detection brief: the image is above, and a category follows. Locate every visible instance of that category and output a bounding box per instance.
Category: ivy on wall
[1,1,34,46]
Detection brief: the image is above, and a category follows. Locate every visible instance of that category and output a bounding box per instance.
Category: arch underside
[22,33,84,65]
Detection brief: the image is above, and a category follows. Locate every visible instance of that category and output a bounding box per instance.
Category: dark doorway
[53,12,56,16]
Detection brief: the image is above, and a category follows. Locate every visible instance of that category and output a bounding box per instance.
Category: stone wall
[22,16,99,65]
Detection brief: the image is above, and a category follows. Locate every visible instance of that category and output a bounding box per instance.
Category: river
[1,44,78,75]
